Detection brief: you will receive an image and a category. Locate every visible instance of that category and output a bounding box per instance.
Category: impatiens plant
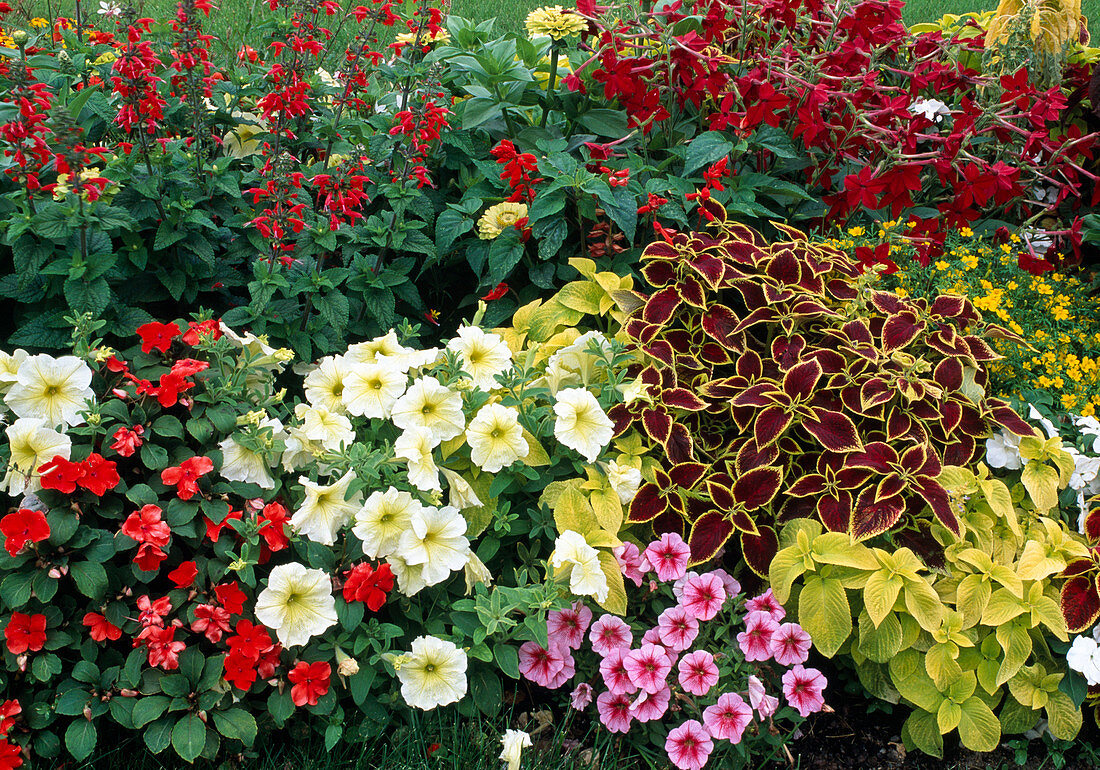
[0,307,646,765]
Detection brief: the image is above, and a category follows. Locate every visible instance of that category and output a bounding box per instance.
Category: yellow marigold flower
[847,226,865,237]
[30,18,49,29]
[477,202,528,240]
[395,28,451,47]
[961,254,978,270]
[959,227,973,237]
[525,5,587,40]
[935,260,950,271]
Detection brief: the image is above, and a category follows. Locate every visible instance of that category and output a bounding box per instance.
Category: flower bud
[12,30,28,45]
[335,647,359,677]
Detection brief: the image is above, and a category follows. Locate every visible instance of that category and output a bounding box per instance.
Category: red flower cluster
[120,503,171,572]
[288,660,331,706]
[0,509,49,557]
[489,140,541,202]
[223,620,280,691]
[161,456,214,500]
[39,453,120,496]
[110,425,145,457]
[133,595,186,670]
[0,699,19,770]
[110,22,168,134]
[182,319,221,345]
[4,613,46,655]
[342,562,394,611]
[136,321,181,354]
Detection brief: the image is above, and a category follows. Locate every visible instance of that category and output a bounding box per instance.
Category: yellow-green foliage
[770,450,1090,757]
[985,0,1083,83]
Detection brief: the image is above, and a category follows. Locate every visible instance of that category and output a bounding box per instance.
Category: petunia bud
[335,647,359,677]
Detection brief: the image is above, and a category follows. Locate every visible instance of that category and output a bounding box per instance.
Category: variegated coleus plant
[612,201,1034,575]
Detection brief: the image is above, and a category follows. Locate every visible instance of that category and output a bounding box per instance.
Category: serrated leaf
[1044,689,1082,741]
[798,575,851,657]
[957,697,1000,752]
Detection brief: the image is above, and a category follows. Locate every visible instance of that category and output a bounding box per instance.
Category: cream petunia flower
[341,361,407,418]
[394,635,468,710]
[344,331,408,365]
[395,426,442,492]
[352,487,421,559]
[396,505,470,587]
[500,730,533,770]
[465,403,528,473]
[304,355,353,413]
[391,376,465,445]
[551,530,609,602]
[525,5,587,39]
[464,551,493,594]
[0,349,28,395]
[5,354,94,428]
[218,323,291,371]
[477,202,528,240]
[290,470,361,546]
[553,387,614,463]
[546,331,612,393]
[606,460,643,504]
[438,467,484,510]
[218,418,285,490]
[296,402,354,449]
[447,326,512,391]
[1,417,72,496]
[387,552,430,596]
[254,562,337,647]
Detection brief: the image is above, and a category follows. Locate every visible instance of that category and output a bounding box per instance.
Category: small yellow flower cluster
[823,226,1100,417]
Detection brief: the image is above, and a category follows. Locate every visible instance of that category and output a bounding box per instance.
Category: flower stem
[539,46,560,129]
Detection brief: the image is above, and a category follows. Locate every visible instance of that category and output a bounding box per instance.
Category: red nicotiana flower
[136,321,182,354]
[160,456,214,501]
[4,612,46,654]
[480,282,510,301]
[0,509,49,557]
[110,425,145,457]
[342,562,395,611]
[288,661,331,707]
[167,561,199,588]
[82,612,122,642]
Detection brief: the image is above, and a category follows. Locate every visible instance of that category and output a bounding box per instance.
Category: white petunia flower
[1067,636,1100,686]
[0,349,28,395]
[447,326,512,391]
[394,635,468,710]
[5,354,94,428]
[606,460,643,504]
[254,563,337,647]
[1,417,72,496]
[352,487,421,559]
[218,323,289,371]
[1073,414,1100,454]
[387,552,430,596]
[218,418,285,490]
[546,331,612,393]
[465,403,528,473]
[304,355,353,413]
[396,505,470,587]
[439,467,484,510]
[341,360,407,418]
[290,470,361,546]
[464,550,493,594]
[551,530,609,602]
[395,426,442,492]
[553,388,614,463]
[344,330,408,365]
[391,376,465,444]
[500,730,533,770]
[296,402,354,449]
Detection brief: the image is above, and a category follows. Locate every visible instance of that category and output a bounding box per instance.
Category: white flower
[396,505,470,587]
[5,354,94,428]
[1067,636,1100,686]
[98,1,122,16]
[218,418,285,490]
[464,551,493,594]
[1028,404,1059,439]
[500,730,532,770]
[387,552,430,596]
[218,323,289,371]
[438,467,484,510]
[465,403,528,473]
[295,403,354,449]
[352,487,421,559]
[606,460,643,504]
[1067,448,1100,492]
[395,635,468,710]
[1073,414,1100,454]
[1,418,71,497]
[985,429,1022,471]
[553,388,614,463]
[0,349,28,395]
[391,376,465,444]
[909,97,949,122]
[290,470,361,546]
[304,355,352,413]
[550,530,609,603]
[395,426,442,492]
[447,326,512,391]
[547,331,612,389]
[341,361,407,418]
[254,563,338,647]
[344,331,408,365]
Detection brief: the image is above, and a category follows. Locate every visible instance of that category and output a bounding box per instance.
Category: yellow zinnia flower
[477,202,528,240]
[525,5,587,40]
[30,18,49,29]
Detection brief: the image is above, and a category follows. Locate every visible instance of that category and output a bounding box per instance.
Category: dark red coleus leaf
[665,422,696,464]
[928,295,966,319]
[732,306,779,334]
[642,408,673,444]
[881,311,925,352]
[963,335,999,362]
[741,526,779,577]
[641,259,676,288]
[786,474,827,497]
[707,481,735,510]
[732,466,782,510]
[987,400,1033,436]
[627,483,667,523]
[678,275,707,308]
[663,388,707,411]
[700,304,742,350]
[687,253,726,289]
[644,340,676,366]
[859,378,893,412]
[1061,572,1100,634]
[801,408,863,453]
[687,511,736,566]
[643,286,683,326]
[933,358,963,391]
[735,439,780,472]
[818,492,853,532]
[914,478,960,535]
[870,291,906,315]
[1085,503,1100,543]
[850,488,906,541]
[650,509,686,540]
[755,405,793,448]
[669,462,708,489]
[782,359,823,401]
[847,441,898,472]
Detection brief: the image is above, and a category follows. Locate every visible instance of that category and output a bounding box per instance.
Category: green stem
[540,46,559,129]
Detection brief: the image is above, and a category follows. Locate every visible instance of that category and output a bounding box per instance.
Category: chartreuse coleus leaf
[953,547,1023,627]
[925,610,974,689]
[770,525,877,605]
[864,547,944,632]
[1017,517,1091,581]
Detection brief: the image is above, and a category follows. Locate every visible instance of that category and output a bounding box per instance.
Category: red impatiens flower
[120,504,170,547]
[167,561,198,588]
[110,425,144,457]
[214,582,247,616]
[79,454,120,496]
[181,319,221,346]
[136,595,172,627]
[136,321,181,354]
[257,643,283,679]
[257,502,290,552]
[0,509,49,557]
[160,456,214,500]
[4,612,46,654]
[134,543,168,572]
[342,562,395,611]
[0,699,19,739]
[226,619,274,662]
[0,737,19,770]
[288,661,331,707]
[142,625,186,670]
[38,456,84,493]
[205,508,243,542]
[39,453,119,496]
[192,604,232,643]
[82,612,122,642]
[222,650,258,690]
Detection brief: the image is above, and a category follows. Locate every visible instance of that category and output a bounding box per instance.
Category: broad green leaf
[811,532,878,570]
[937,699,962,733]
[1016,540,1066,582]
[131,696,171,729]
[999,696,1041,735]
[889,650,944,713]
[64,719,97,761]
[904,711,944,759]
[172,713,206,763]
[925,643,963,691]
[955,575,992,628]
[863,570,903,628]
[1044,690,1082,741]
[798,575,851,658]
[768,545,808,605]
[1020,461,1059,512]
[211,708,258,746]
[957,697,1000,752]
[857,610,902,663]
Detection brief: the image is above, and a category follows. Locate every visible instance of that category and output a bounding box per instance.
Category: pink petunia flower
[672,571,700,602]
[644,533,690,582]
[570,682,594,710]
[737,611,778,662]
[599,647,639,694]
[745,588,785,622]
[748,675,779,717]
[518,641,566,688]
[657,605,700,652]
[545,647,575,690]
[548,602,593,650]
[642,626,664,646]
[677,650,719,697]
[665,719,713,770]
[782,665,827,717]
[680,572,726,621]
[770,622,812,666]
[596,690,634,734]
[709,568,741,600]
[589,614,633,657]
[703,692,753,743]
[624,643,672,694]
[614,542,646,587]
[629,685,671,722]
